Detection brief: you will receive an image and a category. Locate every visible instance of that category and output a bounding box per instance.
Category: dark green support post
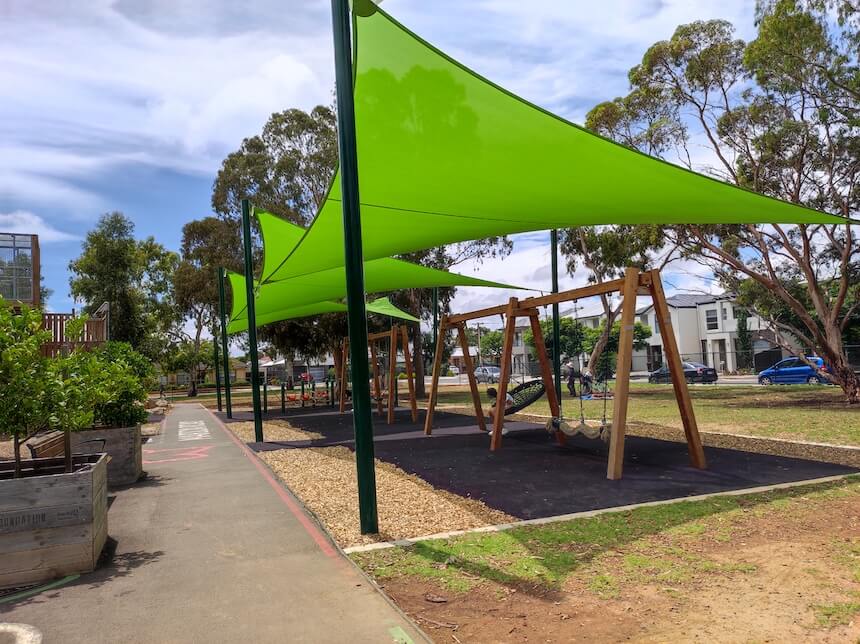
[217,267,233,419]
[331,0,378,534]
[241,199,264,442]
[213,321,222,412]
[551,230,562,410]
[281,382,286,414]
[301,380,305,408]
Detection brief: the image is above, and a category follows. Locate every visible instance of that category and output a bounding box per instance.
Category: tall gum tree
[596,2,858,401]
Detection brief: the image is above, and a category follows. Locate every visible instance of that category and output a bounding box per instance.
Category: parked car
[648,362,718,384]
[758,357,829,385]
[448,365,460,375]
[474,366,501,383]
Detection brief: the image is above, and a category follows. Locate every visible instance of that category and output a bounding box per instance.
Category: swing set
[425,267,707,480]
[337,325,419,424]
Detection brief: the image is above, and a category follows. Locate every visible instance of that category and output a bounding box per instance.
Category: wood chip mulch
[259,446,515,547]
[227,420,323,443]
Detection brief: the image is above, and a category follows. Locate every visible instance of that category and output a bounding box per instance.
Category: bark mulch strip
[226,419,323,443]
[259,446,514,547]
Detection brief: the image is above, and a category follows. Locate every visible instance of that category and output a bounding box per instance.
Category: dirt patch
[363,484,860,643]
[226,419,323,443]
[260,446,514,547]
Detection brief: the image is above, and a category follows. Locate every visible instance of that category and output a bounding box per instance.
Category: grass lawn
[353,477,860,641]
[430,382,860,446]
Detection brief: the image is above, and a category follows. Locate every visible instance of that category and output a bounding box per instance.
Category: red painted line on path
[144,445,213,464]
[201,405,339,558]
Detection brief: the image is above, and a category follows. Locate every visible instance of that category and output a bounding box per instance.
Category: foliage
[68,212,178,352]
[523,317,587,363]
[590,3,859,401]
[0,302,51,453]
[212,106,338,224]
[479,330,504,362]
[735,309,754,369]
[168,217,243,394]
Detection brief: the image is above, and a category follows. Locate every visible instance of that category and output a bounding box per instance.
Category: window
[639,314,648,325]
[722,306,728,320]
[705,309,718,330]
[592,318,599,328]
[514,331,522,347]
[0,233,35,302]
[653,314,660,335]
[701,340,708,365]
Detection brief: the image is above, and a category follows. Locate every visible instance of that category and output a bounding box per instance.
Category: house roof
[637,294,720,314]
[450,346,479,357]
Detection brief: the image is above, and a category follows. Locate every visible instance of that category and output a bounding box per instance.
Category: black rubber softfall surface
[219,408,857,521]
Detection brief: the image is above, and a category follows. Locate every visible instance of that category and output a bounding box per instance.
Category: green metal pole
[331,0,378,534]
[217,267,233,419]
[241,199,264,442]
[213,320,222,412]
[551,230,562,410]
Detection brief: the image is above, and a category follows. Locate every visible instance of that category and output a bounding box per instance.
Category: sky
[0,0,758,318]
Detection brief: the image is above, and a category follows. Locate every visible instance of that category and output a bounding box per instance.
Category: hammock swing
[544,299,612,443]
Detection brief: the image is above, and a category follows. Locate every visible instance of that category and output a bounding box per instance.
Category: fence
[40,311,108,358]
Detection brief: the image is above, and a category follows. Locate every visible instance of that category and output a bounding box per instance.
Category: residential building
[636,294,793,373]
[450,345,479,372]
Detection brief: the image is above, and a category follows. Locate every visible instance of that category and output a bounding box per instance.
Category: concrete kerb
[344,472,858,554]
[197,404,432,644]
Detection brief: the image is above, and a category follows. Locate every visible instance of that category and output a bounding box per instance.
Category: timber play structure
[337,324,419,425]
[426,268,707,480]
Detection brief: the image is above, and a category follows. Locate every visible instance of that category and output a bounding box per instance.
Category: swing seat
[504,380,546,415]
[547,418,612,443]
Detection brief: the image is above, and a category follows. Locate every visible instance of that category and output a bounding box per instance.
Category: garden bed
[0,453,108,589]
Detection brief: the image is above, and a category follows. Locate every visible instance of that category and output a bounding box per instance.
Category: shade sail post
[218,267,233,418]
[550,230,562,409]
[213,315,222,412]
[331,0,379,534]
[241,200,264,442]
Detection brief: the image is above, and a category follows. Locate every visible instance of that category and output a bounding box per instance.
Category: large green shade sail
[226,295,418,334]
[262,3,847,284]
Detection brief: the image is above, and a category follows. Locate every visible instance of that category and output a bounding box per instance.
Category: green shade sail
[261,3,848,284]
[226,295,419,334]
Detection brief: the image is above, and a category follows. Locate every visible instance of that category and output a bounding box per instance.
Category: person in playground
[486,387,512,435]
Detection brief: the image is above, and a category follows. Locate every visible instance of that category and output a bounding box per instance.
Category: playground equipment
[337,325,418,424]
[426,267,707,480]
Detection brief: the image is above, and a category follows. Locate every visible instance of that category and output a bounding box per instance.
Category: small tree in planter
[0,302,51,477]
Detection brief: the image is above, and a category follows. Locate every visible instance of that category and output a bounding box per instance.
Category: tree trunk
[829,358,859,405]
[13,433,21,478]
[413,325,426,398]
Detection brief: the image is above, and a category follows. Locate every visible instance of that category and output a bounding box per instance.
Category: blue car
[758,357,829,385]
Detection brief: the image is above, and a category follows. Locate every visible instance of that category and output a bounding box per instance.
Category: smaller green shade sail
[260,4,851,284]
[226,295,419,334]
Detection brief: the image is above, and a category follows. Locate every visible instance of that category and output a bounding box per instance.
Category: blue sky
[0,0,757,314]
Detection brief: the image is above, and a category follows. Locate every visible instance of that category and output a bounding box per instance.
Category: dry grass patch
[0,438,13,460]
[260,446,514,547]
[227,419,323,443]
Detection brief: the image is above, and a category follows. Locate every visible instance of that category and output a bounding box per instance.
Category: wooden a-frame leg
[401,325,418,423]
[649,269,706,469]
[491,298,518,451]
[528,311,565,445]
[424,315,448,435]
[387,326,398,425]
[607,267,640,480]
[457,322,486,434]
[370,341,383,416]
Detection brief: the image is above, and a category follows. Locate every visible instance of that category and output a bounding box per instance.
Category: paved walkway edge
[201,405,431,643]
[345,473,857,554]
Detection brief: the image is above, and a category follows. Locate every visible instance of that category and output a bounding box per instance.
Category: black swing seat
[504,379,546,415]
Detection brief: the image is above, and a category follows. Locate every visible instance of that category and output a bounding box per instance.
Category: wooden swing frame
[337,325,419,425]
[424,267,707,480]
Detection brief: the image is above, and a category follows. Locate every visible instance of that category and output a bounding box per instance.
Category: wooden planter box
[0,453,108,589]
[72,425,142,487]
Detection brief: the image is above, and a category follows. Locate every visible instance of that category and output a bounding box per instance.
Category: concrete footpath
[1,404,426,644]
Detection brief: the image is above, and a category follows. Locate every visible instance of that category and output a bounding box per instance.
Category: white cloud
[0,211,78,242]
